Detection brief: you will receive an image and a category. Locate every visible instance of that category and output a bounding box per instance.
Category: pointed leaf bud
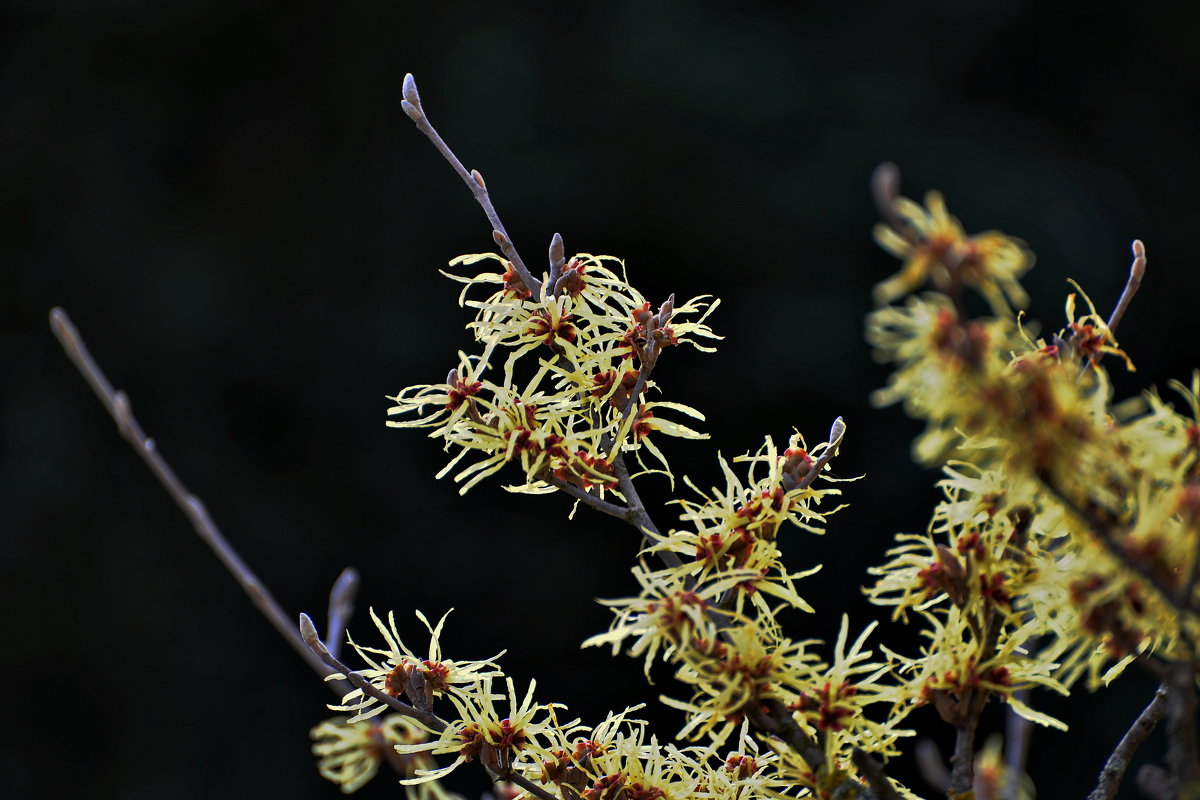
[402,73,421,109]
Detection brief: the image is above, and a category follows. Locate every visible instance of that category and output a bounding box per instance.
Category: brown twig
[50,308,350,695]
[401,74,541,298]
[947,711,981,796]
[326,566,360,661]
[1087,685,1169,800]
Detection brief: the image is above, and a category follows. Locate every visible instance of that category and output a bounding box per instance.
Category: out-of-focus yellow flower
[874,192,1033,315]
[310,714,430,794]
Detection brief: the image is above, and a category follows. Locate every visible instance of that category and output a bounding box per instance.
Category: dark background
[4,0,1198,797]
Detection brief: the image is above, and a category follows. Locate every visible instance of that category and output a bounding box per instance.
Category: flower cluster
[867,192,1198,720]
[387,253,719,495]
[307,92,1200,796]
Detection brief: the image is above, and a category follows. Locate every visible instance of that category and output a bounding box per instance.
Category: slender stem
[852,748,902,800]
[50,308,350,695]
[947,713,979,797]
[1106,239,1147,335]
[546,475,630,520]
[326,567,360,661]
[1087,685,1169,800]
[300,613,446,732]
[401,74,541,298]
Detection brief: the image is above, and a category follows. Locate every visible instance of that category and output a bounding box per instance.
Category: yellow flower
[395,676,563,785]
[331,609,504,722]
[583,564,732,677]
[310,714,430,793]
[666,617,821,745]
[891,607,1067,730]
[874,191,1032,315]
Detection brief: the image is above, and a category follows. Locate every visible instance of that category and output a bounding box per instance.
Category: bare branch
[545,475,630,520]
[1106,239,1147,335]
[50,308,350,695]
[1088,685,1168,800]
[326,567,360,660]
[402,74,541,297]
[948,715,980,797]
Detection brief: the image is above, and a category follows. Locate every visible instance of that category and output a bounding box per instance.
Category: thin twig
[546,475,630,520]
[401,74,541,298]
[948,709,980,796]
[326,566,360,661]
[1106,239,1147,335]
[1087,685,1169,800]
[300,613,446,732]
[852,748,902,800]
[50,308,350,695]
